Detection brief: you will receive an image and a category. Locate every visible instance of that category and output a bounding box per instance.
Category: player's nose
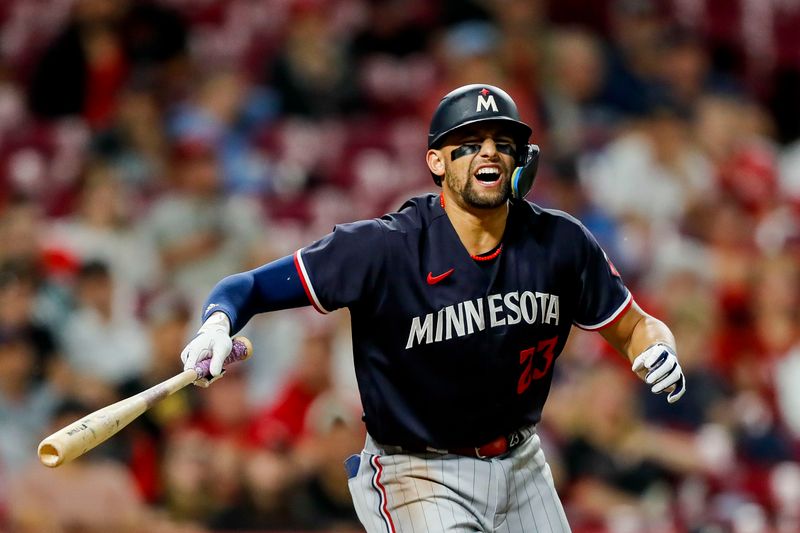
[478,138,499,159]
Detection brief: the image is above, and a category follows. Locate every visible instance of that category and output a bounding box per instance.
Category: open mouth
[474,166,502,184]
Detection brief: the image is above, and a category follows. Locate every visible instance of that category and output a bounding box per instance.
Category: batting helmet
[427,84,539,198]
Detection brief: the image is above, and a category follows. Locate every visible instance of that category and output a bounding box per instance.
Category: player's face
[438,124,517,209]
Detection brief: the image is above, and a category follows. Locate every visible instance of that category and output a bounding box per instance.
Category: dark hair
[0,259,41,290]
[77,260,111,281]
[53,397,92,420]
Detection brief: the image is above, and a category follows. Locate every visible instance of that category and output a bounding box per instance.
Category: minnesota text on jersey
[406,290,560,348]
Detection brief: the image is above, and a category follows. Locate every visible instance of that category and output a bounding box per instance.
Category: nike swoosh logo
[427,268,454,285]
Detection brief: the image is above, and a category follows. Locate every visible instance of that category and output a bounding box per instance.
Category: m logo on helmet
[476,89,498,112]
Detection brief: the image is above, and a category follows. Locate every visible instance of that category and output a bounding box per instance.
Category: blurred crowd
[0,0,799,532]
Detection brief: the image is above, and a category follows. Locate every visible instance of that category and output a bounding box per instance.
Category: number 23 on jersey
[518,336,558,394]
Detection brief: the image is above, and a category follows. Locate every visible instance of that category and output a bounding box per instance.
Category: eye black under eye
[497,144,516,156]
[451,144,480,160]
[451,142,517,161]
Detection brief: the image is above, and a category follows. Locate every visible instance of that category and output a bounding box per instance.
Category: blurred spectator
[655,27,739,112]
[727,254,799,466]
[698,198,757,378]
[433,20,503,88]
[541,29,612,158]
[141,293,193,392]
[639,262,731,430]
[354,0,437,118]
[119,0,190,99]
[168,70,277,194]
[143,138,264,309]
[207,389,364,531]
[440,0,493,26]
[538,157,619,255]
[0,262,59,383]
[0,197,74,334]
[779,137,800,204]
[161,428,218,524]
[6,397,177,533]
[28,0,128,126]
[752,254,798,361]
[268,3,362,118]
[695,94,780,222]
[43,162,160,295]
[351,0,433,59]
[27,0,188,128]
[580,96,713,229]
[579,96,713,284]
[207,448,299,531]
[552,361,726,530]
[0,195,45,267]
[251,326,337,451]
[92,87,169,192]
[289,392,364,531]
[598,0,666,118]
[486,0,548,98]
[426,20,542,139]
[241,306,327,407]
[185,362,254,449]
[162,362,290,528]
[775,341,800,441]
[114,295,195,503]
[0,328,60,475]
[60,260,150,394]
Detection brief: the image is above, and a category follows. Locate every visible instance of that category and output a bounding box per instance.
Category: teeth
[477,168,499,175]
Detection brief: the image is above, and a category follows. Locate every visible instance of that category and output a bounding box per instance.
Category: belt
[422,429,525,459]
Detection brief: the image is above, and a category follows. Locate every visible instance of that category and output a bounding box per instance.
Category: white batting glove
[631,343,686,404]
[181,311,233,386]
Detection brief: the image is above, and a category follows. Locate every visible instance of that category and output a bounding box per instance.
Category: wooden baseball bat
[37,336,253,468]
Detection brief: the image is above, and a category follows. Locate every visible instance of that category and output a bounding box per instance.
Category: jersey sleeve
[294,219,385,313]
[201,254,310,334]
[572,223,631,330]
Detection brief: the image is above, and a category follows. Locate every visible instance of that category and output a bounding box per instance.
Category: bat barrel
[37,398,149,468]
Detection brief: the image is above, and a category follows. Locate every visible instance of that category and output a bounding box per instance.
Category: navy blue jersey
[295,194,630,450]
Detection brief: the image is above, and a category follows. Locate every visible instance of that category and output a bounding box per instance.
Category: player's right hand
[181,311,232,384]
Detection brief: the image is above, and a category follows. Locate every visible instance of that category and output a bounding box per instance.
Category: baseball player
[181,84,686,532]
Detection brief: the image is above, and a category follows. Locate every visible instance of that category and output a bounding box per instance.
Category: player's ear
[426,149,446,177]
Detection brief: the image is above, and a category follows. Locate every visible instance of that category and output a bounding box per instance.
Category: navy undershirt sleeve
[200,254,309,334]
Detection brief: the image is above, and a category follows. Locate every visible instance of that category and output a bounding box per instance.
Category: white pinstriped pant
[346,427,571,532]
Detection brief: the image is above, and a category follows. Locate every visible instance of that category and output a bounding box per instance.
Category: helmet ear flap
[511,144,540,199]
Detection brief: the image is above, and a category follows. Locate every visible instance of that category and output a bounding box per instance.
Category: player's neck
[440,192,507,256]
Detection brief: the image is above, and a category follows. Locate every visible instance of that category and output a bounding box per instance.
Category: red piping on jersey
[440,195,504,262]
[371,455,396,533]
[576,294,633,331]
[293,250,325,314]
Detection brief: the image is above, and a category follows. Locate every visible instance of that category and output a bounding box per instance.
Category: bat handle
[192,336,252,379]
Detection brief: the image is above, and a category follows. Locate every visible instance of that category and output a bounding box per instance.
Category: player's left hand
[631,344,686,403]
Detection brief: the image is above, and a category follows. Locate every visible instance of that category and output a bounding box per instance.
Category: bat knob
[192,336,253,384]
[231,336,253,361]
